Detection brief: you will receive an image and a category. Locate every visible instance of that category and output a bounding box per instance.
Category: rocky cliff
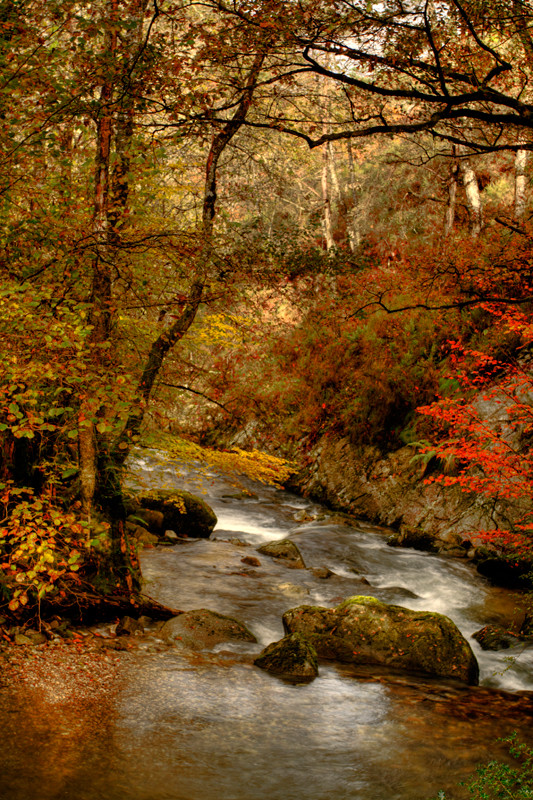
[295,435,525,559]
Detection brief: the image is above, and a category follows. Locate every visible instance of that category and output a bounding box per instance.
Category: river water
[1,448,533,800]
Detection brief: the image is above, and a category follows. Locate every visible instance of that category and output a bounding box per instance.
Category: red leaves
[417,316,533,557]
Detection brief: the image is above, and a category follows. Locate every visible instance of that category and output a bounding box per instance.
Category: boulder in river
[257,538,306,569]
[472,624,521,651]
[254,633,319,680]
[160,609,257,650]
[133,490,217,539]
[283,596,479,685]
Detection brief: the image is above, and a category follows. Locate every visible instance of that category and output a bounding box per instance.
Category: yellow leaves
[0,488,91,613]
[159,434,294,489]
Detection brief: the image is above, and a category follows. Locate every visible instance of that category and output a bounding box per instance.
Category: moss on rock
[134,490,217,538]
[283,596,479,685]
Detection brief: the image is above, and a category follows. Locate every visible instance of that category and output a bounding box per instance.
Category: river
[0,447,532,800]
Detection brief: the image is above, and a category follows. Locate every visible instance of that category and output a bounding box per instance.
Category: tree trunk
[514,147,529,221]
[79,0,118,521]
[345,141,361,251]
[321,142,334,251]
[444,157,459,236]
[111,52,265,469]
[459,153,483,237]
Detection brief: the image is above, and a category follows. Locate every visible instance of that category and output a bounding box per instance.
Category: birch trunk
[459,154,483,237]
[346,141,361,251]
[444,159,459,237]
[514,148,529,220]
[321,142,334,251]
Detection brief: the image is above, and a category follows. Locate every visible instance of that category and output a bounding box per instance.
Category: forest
[1,0,533,623]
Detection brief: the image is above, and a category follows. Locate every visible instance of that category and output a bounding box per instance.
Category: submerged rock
[283,596,479,685]
[387,527,439,553]
[257,539,306,569]
[134,490,217,539]
[241,556,261,567]
[277,582,309,599]
[254,633,318,680]
[160,609,257,650]
[310,567,335,579]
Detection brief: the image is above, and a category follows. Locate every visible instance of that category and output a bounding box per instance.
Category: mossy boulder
[160,609,256,650]
[257,539,306,569]
[254,633,318,680]
[283,596,479,685]
[135,490,217,538]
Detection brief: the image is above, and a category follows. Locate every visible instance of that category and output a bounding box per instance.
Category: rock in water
[257,539,306,569]
[134,490,217,538]
[472,625,521,651]
[116,616,145,636]
[160,609,256,650]
[283,596,479,685]
[254,633,319,680]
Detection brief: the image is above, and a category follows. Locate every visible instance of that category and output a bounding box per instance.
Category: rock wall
[295,436,523,556]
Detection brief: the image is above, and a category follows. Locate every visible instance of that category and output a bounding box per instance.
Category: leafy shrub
[431,735,533,799]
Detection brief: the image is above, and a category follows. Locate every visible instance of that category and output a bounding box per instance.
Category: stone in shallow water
[160,609,257,650]
[257,539,306,569]
[241,555,261,567]
[277,583,309,599]
[310,567,335,579]
[116,616,145,636]
[254,633,318,680]
[283,596,479,685]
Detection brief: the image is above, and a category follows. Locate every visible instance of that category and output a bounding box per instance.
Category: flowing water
[1,448,533,800]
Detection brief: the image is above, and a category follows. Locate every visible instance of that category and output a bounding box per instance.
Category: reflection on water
[0,448,532,800]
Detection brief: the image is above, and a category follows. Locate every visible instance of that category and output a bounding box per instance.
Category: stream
[1,447,533,800]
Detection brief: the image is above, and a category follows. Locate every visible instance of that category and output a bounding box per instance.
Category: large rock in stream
[131,490,217,538]
[283,596,479,685]
[160,609,256,650]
